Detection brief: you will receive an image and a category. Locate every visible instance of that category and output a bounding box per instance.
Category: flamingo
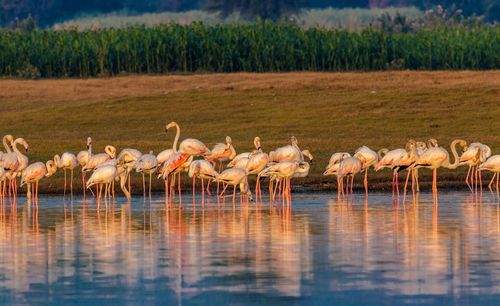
[0,135,18,198]
[258,162,299,203]
[460,142,492,193]
[324,153,351,192]
[54,152,78,196]
[136,151,158,199]
[326,152,351,169]
[410,139,467,202]
[374,146,408,198]
[478,155,500,195]
[82,145,116,172]
[10,137,29,196]
[77,137,92,195]
[269,136,313,163]
[205,136,236,166]
[392,140,419,202]
[353,146,378,194]
[159,121,209,202]
[246,148,270,201]
[160,152,193,203]
[86,164,117,203]
[188,160,218,204]
[157,121,182,170]
[228,137,262,168]
[336,157,363,198]
[20,160,57,204]
[324,153,349,176]
[117,148,142,196]
[205,136,236,194]
[0,167,6,199]
[215,168,252,203]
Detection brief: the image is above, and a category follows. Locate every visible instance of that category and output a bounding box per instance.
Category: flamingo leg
[177,171,182,204]
[164,176,169,205]
[82,172,86,199]
[496,172,499,197]
[70,169,74,196]
[218,182,229,198]
[192,175,196,204]
[403,170,411,204]
[364,170,368,195]
[35,180,39,206]
[415,169,420,192]
[269,180,274,202]
[350,175,354,195]
[149,173,152,199]
[232,185,236,203]
[142,173,146,200]
[478,167,483,194]
[433,168,438,204]
[395,172,400,199]
[487,173,495,192]
[465,165,473,192]
[201,178,205,207]
[63,169,67,197]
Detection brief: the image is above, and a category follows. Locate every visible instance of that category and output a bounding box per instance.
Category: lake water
[0,192,499,305]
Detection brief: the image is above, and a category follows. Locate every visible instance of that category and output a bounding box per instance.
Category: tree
[205,0,306,20]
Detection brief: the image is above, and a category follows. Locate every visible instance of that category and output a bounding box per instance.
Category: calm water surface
[0,192,499,305]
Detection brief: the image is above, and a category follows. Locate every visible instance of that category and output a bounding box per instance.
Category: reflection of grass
[53,7,423,30]
[1,71,499,193]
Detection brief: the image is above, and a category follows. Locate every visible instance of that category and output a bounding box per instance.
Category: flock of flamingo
[0,121,499,206]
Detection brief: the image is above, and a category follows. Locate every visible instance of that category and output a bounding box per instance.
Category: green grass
[0,71,499,193]
[2,21,498,78]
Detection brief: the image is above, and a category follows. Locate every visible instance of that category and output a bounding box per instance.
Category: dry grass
[1,71,499,193]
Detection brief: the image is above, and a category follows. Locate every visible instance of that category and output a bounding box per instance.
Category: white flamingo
[86,164,117,203]
[136,151,158,199]
[353,146,378,194]
[188,160,218,204]
[77,137,92,195]
[478,155,500,195]
[54,152,78,196]
[215,168,252,203]
[410,139,467,202]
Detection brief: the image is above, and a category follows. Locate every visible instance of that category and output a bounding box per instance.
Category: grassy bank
[0,71,499,194]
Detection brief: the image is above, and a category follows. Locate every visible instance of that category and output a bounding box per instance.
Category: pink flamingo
[410,139,466,203]
[374,146,407,199]
[188,160,218,205]
[21,160,57,205]
[336,157,363,198]
[460,142,491,193]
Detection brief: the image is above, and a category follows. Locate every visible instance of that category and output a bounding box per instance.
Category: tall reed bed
[0,21,498,78]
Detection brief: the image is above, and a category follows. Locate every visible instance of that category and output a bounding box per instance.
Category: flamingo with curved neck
[411,139,466,202]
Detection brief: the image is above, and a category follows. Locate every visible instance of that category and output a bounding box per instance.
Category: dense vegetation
[1,0,498,27]
[0,21,497,78]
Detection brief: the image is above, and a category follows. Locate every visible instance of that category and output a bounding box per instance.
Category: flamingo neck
[444,139,463,169]
[2,136,11,153]
[11,139,23,156]
[173,124,180,153]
